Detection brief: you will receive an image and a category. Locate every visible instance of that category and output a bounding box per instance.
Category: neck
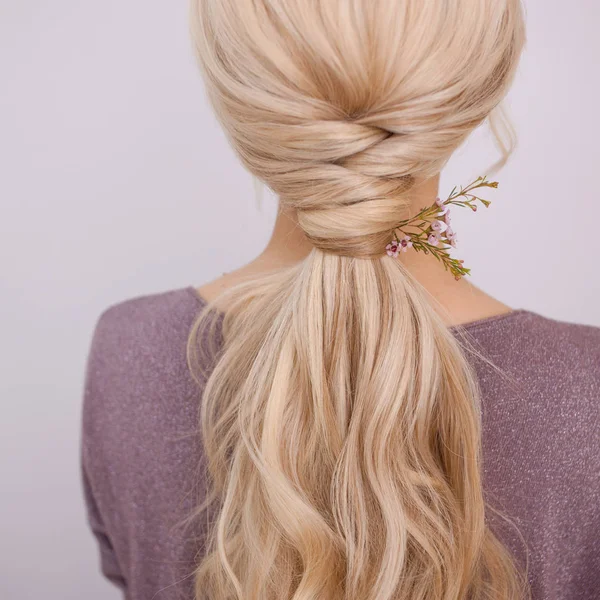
[252,174,511,326]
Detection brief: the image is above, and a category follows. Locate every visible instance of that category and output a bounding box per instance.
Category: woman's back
[81,286,600,600]
[80,1,599,596]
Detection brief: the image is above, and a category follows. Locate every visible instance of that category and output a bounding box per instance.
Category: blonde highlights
[187,1,528,598]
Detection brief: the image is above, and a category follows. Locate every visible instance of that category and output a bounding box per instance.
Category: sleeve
[80,309,127,592]
[81,454,127,591]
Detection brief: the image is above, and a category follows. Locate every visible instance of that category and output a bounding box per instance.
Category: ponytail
[188,0,528,597]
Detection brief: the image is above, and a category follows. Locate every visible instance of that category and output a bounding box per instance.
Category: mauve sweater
[81,286,600,600]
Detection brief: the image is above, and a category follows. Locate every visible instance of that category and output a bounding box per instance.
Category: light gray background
[1,1,598,599]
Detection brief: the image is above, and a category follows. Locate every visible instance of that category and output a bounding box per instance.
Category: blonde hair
[187,1,528,598]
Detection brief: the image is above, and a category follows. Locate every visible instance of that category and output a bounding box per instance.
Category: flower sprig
[385,175,498,279]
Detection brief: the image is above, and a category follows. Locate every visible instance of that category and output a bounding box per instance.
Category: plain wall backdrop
[1,1,598,599]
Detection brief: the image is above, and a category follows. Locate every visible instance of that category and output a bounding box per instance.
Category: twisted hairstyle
[187,1,528,598]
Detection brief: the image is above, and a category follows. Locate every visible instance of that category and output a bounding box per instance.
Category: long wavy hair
[186,0,528,598]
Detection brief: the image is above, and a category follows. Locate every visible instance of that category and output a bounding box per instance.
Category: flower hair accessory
[385,175,498,279]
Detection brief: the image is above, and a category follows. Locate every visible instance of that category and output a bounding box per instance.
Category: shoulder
[521,312,600,394]
[466,310,600,449]
[87,286,205,374]
[527,310,600,352]
[468,312,600,488]
[517,311,599,366]
[92,286,204,349]
[466,310,600,382]
[465,310,599,440]
[82,286,205,437]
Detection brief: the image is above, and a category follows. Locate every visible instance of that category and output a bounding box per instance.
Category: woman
[81,1,600,599]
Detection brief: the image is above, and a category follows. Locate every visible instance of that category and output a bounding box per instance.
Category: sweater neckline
[184,285,532,333]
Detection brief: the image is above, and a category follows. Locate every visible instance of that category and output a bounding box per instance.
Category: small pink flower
[436,197,449,216]
[443,210,451,225]
[430,219,448,234]
[398,235,413,252]
[386,240,400,257]
[470,204,477,212]
[446,227,457,247]
[427,233,439,246]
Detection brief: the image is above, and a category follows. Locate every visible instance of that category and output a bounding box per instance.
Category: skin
[197,173,513,327]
